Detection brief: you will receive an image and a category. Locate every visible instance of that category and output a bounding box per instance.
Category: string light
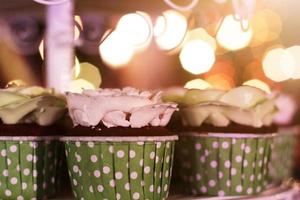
[116,12,152,50]
[33,0,67,5]
[163,0,199,12]
[286,46,300,79]
[243,79,271,93]
[39,40,44,60]
[184,79,212,89]
[185,28,217,51]
[154,10,188,51]
[68,79,95,93]
[179,40,215,75]
[74,15,83,40]
[99,30,134,68]
[262,47,295,82]
[216,15,253,50]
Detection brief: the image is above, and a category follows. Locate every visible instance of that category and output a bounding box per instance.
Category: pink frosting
[66,87,178,128]
[273,93,297,125]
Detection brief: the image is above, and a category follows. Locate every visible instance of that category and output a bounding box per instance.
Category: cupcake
[0,86,66,199]
[61,87,178,200]
[167,86,278,197]
[269,93,298,182]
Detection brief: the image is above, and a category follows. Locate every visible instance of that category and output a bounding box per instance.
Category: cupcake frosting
[66,87,178,128]
[0,86,66,126]
[169,86,277,128]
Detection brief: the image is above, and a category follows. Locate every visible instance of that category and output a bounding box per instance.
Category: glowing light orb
[186,28,217,51]
[116,12,152,49]
[68,79,95,94]
[39,40,44,60]
[243,79,271,93]
[184,79,212,89]
[179,40,215,75]
[286,46,300,79]
[74,15,83,40]
[154,10,188,51]
[216,15,253,50]
[73,62,102,88]
[99,30,134,68]
[263,47,295,82]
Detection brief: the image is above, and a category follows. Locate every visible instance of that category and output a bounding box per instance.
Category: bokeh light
[243,79,271,93]
[154,10,188,51]
[99,30,134,68]
[74,57,80,78]
[205,74,234,90]
[116,12,152,49]
[184,79,212,89]
[74,15,83,40]
[185,28,217,51]
[72,62,102,88]
[286,45,300,79]
[39,40,44,60]
[250,9,282,47]
[68,79,95,93]
[216,15,253,51]
[6,79,27,87]
[179,40,215,75]
[262,47,295,82]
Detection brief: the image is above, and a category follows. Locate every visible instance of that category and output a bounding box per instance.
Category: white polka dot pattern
[0,140,61,199]
[175,135,273,196]
[64,139,176,200]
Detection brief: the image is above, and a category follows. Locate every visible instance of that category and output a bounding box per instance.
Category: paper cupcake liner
[269,126,298,182]
[62,135,178,200]
[175,132,275,197]
[0,136,62,200]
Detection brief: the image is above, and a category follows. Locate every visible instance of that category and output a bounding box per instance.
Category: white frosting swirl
[164,86,277,128]
[66,87,178,128]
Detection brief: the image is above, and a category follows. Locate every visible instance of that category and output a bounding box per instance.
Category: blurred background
[1,0,300,182]
[1,0,300,97]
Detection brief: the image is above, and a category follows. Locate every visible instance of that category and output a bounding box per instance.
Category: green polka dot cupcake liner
[175,132,276,197]
[269,126,298,182]
[0,136,63,200]
[61,135,178,200]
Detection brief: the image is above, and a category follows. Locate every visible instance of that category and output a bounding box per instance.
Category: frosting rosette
[0,86,66,126]
[171,86,277,127]
[66,87,178,128]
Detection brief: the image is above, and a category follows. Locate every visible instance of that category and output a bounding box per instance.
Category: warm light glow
[68,79,95,93]
[179,40,215,75]
[216,15,253,50]
[185,28,217,51]
[116,12,152,49]
[243,79,271,93]
[205,74,233,90]
[263,47,295,82]
[73,62,102,88]
[250,9,282,47]
[74,15,83,40]
[74,57,80,78]
[286,46,300,79]
[154,10,188,51]
[39,40,44,60]
[6,79,27,87]
[99,30,134,68]
[184,79,212,89]
[214,0,227,3]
